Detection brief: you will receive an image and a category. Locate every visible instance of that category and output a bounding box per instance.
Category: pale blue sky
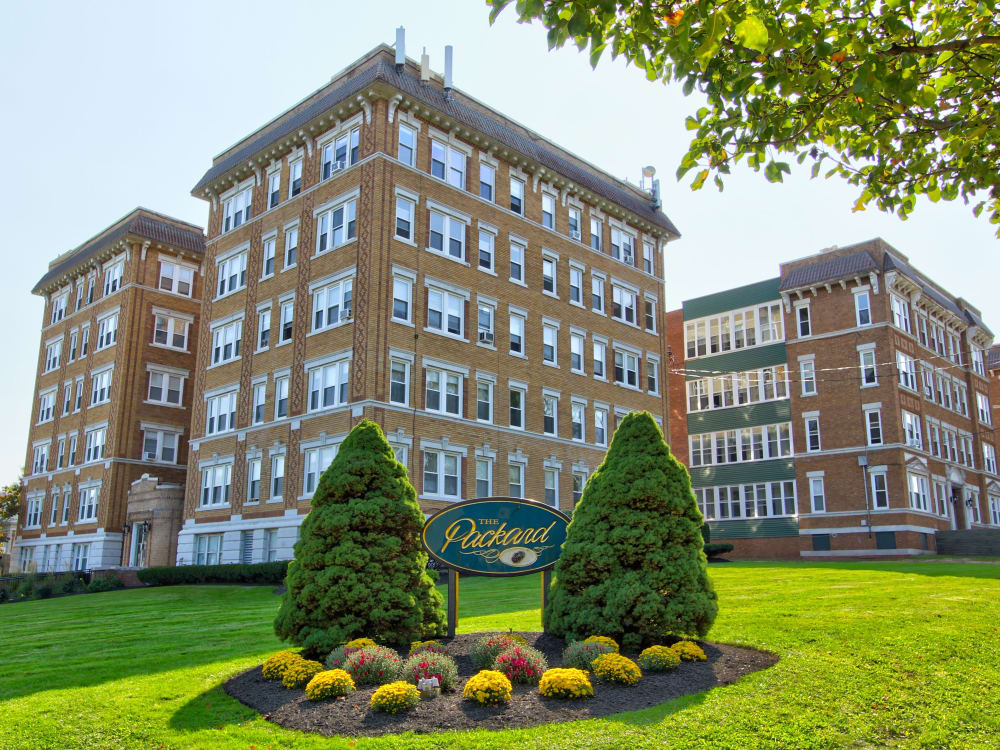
[0,0,995,480]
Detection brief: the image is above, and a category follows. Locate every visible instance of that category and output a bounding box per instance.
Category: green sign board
[422,497,569,577]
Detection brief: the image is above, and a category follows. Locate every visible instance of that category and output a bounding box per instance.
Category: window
[61,382,71,416]
[427,288,465,338]
[544,468,558,506]
[476,379,493,422]
[908,473,930,512]
[614,350,638,388]
[142,429,178,463]
[795,304,811,337]
[50,293,67,324]
[860,348,878,386]
[96,313,118,350]
[508,462,524,498]
[279,299,294,343]
[222,186,252,232]
[86,277,95,305]
[395,196,414,240]
[644,298,657,332]
[308,360,350,411]
[257,308,271,350]
[475,458,492,497]
[804,416,821,452]
[267,170,281,209]
[855,291,871,326]
[423,451,460,499]
[68,332,77,361]
[195,534,223,565]
[570,333,585,373]
[612,285,636,324]
[252,381,266,424]
[430,140,466,188]
[985,444,997,475]
[153,314,189,350]
[509,312,525,355]
[542,193,556,229]
[77,486,99,523]
[398,124,416,166]
[610,228,634,265]
[44,341,61,373]
[478,229,494,272]
[425,368,461,415]
[977,392,992,425]
[247,458,261,501]
[312,277,353,331]
[647,359,659,394]
[568,266,583,305]
[284,226,298,268]
[593,339,606,379]
[890,295,911,333]
[972,346,986,377]
[568,208,581,240]
[303,444,338,495]
[542,257,556,294]
[103,261,123,296]
[477,301,495,344]
[316,198,357,252]
[689,424,793,467]
[217,251,247,297]
[392,276,411,323]
[270,455,285,500]
[571,402,585,441]
[321,127,359,178]
[159,261,193,296]
[91,368,112,405]
[543,395,558,435]
[211,318,242,365]
[542,324,558,364]
[75,282,84,311]
[80,326,89,357]
[509,242,525,283]
[206,391,237,435]
[509,385,524,429]
[642,241,654,274]
[147,371,182,406]
[897,352,917,391]
[865,407,883,446]
[50,489,61,524]
[200,465,232,507]
[73,378,83,412]
[84,427,105,463]
[591,275,605,313]
[594,406,608,445]
[480,163,495,201]
[389,358,410,405]
[590,217,602,251]
[261,237,276,278]
[990,496,1000,526]
[809,476,825,512]
[800,358,817,395]
[32,444,49,474]
[902,410,923,449]
[509,177,524,214]
[288,159,302,197]
[428,210,466,261]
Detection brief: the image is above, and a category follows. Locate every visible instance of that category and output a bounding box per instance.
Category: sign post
[447,568,459,638]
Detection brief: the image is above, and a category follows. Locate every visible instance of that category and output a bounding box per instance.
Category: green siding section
[683,277,780,320]
[685,342,787,381]
[688,399,791,433]
[690,459,795,487]
[709,517,800,539]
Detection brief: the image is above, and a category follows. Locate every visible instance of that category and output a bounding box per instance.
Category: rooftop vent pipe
[444,45,454,97]
[395,27,405,71]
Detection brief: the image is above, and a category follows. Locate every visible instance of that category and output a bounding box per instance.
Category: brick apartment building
[14,209,204,572]
[669,239,998,558]
[175,42,678,566]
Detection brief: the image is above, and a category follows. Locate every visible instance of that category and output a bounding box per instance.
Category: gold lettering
[441,518,475,553]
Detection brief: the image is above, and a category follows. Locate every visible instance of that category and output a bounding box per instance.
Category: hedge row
[137,561,289,586]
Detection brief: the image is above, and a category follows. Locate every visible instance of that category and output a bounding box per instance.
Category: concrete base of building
[12,531,123,573]
[712,536,803,560]
[175,511,303,566]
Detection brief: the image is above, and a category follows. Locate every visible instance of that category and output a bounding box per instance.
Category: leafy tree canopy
[489,0,1000,233]
[0,481,21,546]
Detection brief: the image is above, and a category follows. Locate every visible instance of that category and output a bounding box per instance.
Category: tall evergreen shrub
[274,420,445,654]
[543,411,717,651]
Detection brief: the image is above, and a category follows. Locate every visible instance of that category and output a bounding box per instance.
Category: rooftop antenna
[641,165,656,192]
[420,47,430,83]
[651,179,662,210]
[395,26,405,72]
[444,45,454,98]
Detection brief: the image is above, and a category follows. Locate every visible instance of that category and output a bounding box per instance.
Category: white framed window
[91,368,112,405]
[68,331,77,361]
[321,126,360,178]
[854,290,871,326]
[591,275,605,313]
[427,288,465,338]
[542,193,556,229]
[78,486,99,522]
[476,378,493,423]
[32,443,49,474]
[570,332,585,374]
[267,170,281,209]
[83,427,105,463]
[222,185,252,233]
[800,357,817,396]
[897,352,917,391]
[972,346,986,377]
[308,359,350,411]
[425,367,462,416]
[159,261,194,296]
[279,299,294,344]
[593,338,606,379]
[428,210,467,261]
[389,358,410,406]
[477,228,495,272]
[62,382,72,416]
[216,251,247,298]
[275,374,289,419]
[542,323,558,365]
[647,357,659,394]
[977,392,992,425]
[200,464,232,507]
[50,488,61,525]
[890,295,911,333]
[542,255,557,295]
[644,297,657,332]
[908,473,930,512]
[252,380,266,424]
[612,284,637,325]
[568,208,581,240]
[544,467,558,506]
[509,177,524,214]
[985,444,997,475]
[96,312,118,350]
[569,265,583,306]
[594,406,608,446]
[509,384,525,429]
[688,423,793,467]
[902,410,923,449]
[475,457,492,497]
[864,406,883,446]
[543,394,558,435]
[859,347,878,386]
[55,437,66,469]
[809,475,826,512]
[642,240,654,274]
[317,198,357,253]
[211,318,242,365]
[795,303,811,338]
[590,216,602,251]
[194,534,223,565]
[142,428,179,463]
[80,325,89,357]
[303,444,338,496]
[44,340,61,373]
[508,461,525,498]
[423,450,460,499]
[247,457,261,502]
[614,349,639,388]
[867,468,889,509]
[261,237,276,278]
[392,275,412,323]
[430,140,466,189]
[509,310,525,355]
[205,390,237,435]
[479,163,495,201]
[477,300,495,345]
[989,495,1000,526]
[257,308,271,350]
[153,313,190,350]
[270,454,285,500]
[147,370,183,406]
[50,292,67,324]
[570,401,586,441]
[284,226,298,269]
[398,124,416,166]
[103,260,123,297]
[312,277,353,331]
[395,195,414,241]
[804,415,821,452]
[610,227,628,261]
[75,281,84,311]
[73,377,83,412]
[289,159,302,196]
[509,241,525,283]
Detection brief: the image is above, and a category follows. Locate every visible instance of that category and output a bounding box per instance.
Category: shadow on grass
[607,690,708,727]
[760,560,1000,581]
[169,683,260,733]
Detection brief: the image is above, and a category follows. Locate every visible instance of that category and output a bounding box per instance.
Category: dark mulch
[223,632,777,738]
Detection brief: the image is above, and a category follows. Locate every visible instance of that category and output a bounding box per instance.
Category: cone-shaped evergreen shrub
[542,411,717,651]
[274,419,446,654]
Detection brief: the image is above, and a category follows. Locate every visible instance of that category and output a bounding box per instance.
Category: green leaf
[734,16,769,53]
[811,161,823,178]
[685,116,701,130]
[691,169,710,190]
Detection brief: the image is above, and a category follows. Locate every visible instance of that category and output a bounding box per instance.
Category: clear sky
[0,0,995,481]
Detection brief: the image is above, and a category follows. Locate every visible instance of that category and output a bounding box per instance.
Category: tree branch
[880,36,1000,56]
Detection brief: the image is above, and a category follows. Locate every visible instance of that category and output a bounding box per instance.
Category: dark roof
[778,249,879,291]
[193,56,680,237]
[34,210,205,295]
[988,345,1000,370]
[881,253,964,318]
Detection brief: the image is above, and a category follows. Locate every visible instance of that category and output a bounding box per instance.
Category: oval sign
[422,497,569,576]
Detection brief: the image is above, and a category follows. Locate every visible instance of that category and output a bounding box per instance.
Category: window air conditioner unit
[144,452,158,461]
[340,310,352,321]
[479,330,495,344]
[570,229,581,241]
[330,160,347,174]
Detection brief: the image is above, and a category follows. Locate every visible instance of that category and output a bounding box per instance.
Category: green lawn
[1,562,999,749]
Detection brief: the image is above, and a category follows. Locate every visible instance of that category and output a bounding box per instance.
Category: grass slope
[0,562,998,749]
